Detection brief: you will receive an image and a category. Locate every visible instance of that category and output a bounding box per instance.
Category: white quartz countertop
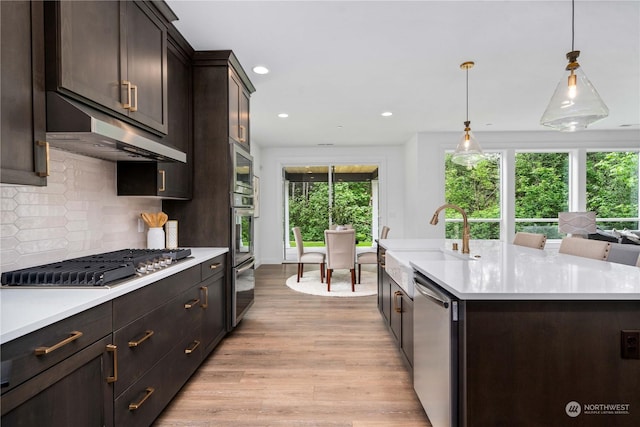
[0,248,227,344]
[379,239,640,300]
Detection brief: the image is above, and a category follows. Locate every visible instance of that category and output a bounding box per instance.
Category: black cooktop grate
[1,248,191,287]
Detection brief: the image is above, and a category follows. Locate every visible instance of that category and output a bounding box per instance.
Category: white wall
[254,145,405,264]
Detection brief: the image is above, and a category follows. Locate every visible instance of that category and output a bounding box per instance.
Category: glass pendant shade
[451,125,484,169]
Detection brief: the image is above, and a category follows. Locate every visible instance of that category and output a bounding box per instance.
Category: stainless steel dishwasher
[413,271,459,427]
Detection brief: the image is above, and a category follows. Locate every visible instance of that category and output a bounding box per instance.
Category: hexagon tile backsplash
[1,149,162,272]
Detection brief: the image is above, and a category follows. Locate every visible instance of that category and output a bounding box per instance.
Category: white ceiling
[166,0,640,148]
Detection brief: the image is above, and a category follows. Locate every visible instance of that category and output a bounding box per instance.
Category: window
[587,151,639,231]
[515,152,569,238]
[444,153,501,239]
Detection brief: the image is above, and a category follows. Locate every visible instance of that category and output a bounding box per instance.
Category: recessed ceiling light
[381,112,393,117]
[278,113,289,118]
[252,65,269,75]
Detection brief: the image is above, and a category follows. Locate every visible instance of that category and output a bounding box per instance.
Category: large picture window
[444,153,501,239]
[515,152,569,238]
[587,151,639,231]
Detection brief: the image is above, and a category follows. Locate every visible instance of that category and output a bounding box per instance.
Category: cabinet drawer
[113,264,200,329]
[113,285,202,396]
[114,330,202,427]
[1,302,112,394]
[201,254,225,282]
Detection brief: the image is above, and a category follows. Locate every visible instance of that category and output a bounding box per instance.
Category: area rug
[285,269,377,297]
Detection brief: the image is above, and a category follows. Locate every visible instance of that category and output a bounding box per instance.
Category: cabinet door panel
[201,274,226,355]
[56,0,123,112]
[125,1,168,133]
[228,70,241,143]
[1,0,47,186]
[1,336,114,427]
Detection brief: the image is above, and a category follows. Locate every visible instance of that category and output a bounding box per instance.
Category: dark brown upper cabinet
[1,0,48,186]
[117,27,193,199]
[44,1,168,135]
[229,68,252,148]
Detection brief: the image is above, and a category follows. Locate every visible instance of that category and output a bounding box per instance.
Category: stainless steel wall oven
[230,143,255,327]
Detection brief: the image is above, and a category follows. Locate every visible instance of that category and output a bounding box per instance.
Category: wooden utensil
[157,212,168,227]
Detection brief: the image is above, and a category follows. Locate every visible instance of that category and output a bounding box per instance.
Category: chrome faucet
[430,204,470,254]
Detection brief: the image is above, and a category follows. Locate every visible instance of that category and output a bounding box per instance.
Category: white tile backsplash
[0,149,162,272]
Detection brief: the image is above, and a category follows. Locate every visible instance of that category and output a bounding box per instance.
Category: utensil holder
[147,227,165,249]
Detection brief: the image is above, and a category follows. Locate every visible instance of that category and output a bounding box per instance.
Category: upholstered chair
[292,227,325,282]
[356,226,390,283]
[324,229,356,292]
[513,232,547,249]
[558,237,611,260]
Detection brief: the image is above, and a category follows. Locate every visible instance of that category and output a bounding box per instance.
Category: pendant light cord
[571,0,575,51]
[465,67,469,122]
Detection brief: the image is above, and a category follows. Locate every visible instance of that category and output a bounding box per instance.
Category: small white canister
[165,220,178,249]
[147,227,165,249]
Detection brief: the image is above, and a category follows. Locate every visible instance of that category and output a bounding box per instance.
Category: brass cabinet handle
[158,170,166,192]
[128,330,154,348]
[36,140,50,177]
[34,331,83,356]
[128,387,155,411]
[239,125,246,142]
[122,80,132,110]
[184,298,200,309]
[393,291,403,313]
[209,262,221,270]
[184,340,200,354]
[200,286,209,309]
[131,84,138,112]
[106,344,118,383]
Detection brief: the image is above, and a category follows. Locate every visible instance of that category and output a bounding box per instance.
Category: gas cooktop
[1,248,192,288]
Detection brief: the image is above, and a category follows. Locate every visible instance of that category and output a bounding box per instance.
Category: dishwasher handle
[414,274,450,309]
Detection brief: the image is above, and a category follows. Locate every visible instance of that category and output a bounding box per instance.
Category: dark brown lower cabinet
[378,265,414,371]
[1,336,114,427]
[1,254,226,427]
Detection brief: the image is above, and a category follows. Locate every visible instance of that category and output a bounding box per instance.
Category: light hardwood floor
[154,263,431,426]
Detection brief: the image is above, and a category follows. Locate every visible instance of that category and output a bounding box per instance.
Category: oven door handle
[236,259,255,274]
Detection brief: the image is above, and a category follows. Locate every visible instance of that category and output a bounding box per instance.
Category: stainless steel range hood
[46,93,186,163]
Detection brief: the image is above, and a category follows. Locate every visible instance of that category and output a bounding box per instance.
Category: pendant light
[540,0,609,132]
[452,61,484,169]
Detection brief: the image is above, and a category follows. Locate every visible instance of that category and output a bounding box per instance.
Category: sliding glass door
[283,164,378,261]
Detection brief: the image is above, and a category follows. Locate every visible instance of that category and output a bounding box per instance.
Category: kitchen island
[379,239,640,427]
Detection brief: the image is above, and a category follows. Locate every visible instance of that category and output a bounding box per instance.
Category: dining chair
[356,226,390,283]
[292,227,325,282]
[324,229,356,292]
[512,232,546,249]
[558,237,611,261]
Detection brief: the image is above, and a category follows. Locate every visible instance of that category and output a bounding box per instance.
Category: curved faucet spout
[430,203,470,254]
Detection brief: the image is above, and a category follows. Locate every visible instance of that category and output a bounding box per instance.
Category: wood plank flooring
[154,263,431,426]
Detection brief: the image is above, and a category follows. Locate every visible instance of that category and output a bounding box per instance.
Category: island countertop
[379,239,640,300]
[0,248,227,344]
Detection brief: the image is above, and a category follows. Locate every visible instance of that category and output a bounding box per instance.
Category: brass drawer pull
[122,80,132,110]
[200,286,209,309]
[184,298,200,309]
[128,387,155,411]
[130,84,138,112]
[106,344,118,383]
[128,330,154,348]
[34,331,83,356]
[239,125,246,142]
[158,170,166,192]
[393,291,403,313]
[184,340,201,354]
[209,262,221,270]
[36,140,50,177]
